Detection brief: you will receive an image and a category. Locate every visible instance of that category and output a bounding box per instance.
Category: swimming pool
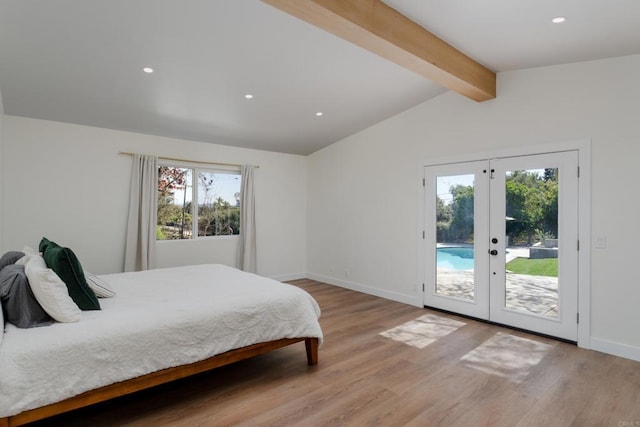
[437,247,474,270]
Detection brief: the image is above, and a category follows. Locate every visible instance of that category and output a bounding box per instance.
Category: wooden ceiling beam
[261,0,496,102]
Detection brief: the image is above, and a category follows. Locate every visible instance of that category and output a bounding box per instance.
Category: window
[157,165,241,240]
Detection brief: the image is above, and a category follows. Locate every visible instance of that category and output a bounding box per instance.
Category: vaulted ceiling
[1,0,639,155]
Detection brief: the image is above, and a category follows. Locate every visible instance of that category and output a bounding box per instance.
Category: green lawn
[505,257,558,277]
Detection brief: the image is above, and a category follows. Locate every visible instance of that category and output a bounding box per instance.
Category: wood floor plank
[28,279,640,426]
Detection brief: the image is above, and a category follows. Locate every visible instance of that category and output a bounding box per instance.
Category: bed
[0,263,322,426]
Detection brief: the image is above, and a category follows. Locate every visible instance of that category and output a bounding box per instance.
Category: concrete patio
[435,269,559,318]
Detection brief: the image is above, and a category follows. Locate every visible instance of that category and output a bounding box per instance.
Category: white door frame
[417,139,591,348]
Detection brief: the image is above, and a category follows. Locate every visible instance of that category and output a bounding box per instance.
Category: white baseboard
[307,272,422,307]
[270,272,307,282]
[590,337,640,362]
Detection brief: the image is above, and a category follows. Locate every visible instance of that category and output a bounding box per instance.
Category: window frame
[157,161,241,241]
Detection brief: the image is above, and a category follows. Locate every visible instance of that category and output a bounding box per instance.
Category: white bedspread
[0,264,322,418]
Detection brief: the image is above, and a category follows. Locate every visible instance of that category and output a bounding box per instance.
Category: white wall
[3,55,639,360]
[2,116,308,279]
[308,54,640,358]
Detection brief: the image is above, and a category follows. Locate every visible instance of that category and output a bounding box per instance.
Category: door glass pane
[435,174,475,301]
[504,168,559,318]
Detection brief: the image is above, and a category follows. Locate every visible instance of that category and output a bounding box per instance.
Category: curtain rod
[118,152,259,169]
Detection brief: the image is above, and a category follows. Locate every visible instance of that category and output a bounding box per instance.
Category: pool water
[437,247,475,270]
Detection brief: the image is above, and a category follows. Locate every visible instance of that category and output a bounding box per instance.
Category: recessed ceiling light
[244,94,254,99]
[315,112,323,117]
[142,67,154,74]
[551,16,566,24]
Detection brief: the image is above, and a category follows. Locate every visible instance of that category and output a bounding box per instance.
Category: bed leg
[305,338,319,366]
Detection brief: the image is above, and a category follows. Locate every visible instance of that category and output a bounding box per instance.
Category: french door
[424,151,579,341]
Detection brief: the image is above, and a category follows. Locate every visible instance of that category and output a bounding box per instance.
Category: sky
[170,170,241,206]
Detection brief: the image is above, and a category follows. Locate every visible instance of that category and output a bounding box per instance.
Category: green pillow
[38,238,50,254]
[40,238,100,310]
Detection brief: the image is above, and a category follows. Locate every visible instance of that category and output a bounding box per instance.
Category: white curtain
[238,165,257,273]
[124,154,157,272]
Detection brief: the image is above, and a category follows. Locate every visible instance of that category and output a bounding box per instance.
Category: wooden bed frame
[0,337,318,427]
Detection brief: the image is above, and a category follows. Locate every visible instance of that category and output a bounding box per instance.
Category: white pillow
[25,255,81,323]
[85,272,116,298]
[14,246,39,266]
[14,255,29,266]
[23,245,39,256]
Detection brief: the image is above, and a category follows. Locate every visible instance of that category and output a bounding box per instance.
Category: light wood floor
[31,279,640,426]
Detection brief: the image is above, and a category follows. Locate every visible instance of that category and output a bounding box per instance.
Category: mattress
[0,264,323,417]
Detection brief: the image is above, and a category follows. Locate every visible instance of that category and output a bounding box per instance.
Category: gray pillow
[0,264,53,328]
[0,251,25,271]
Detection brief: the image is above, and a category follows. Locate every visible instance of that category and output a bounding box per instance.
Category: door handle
[490,249,498,256]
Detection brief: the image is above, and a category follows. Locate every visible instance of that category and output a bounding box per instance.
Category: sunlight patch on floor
[379,314,466,349]
[460,332,552,383]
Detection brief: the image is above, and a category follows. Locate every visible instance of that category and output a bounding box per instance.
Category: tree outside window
[157,165,241,240]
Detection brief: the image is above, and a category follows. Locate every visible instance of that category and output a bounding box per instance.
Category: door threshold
[424,305,577,345]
